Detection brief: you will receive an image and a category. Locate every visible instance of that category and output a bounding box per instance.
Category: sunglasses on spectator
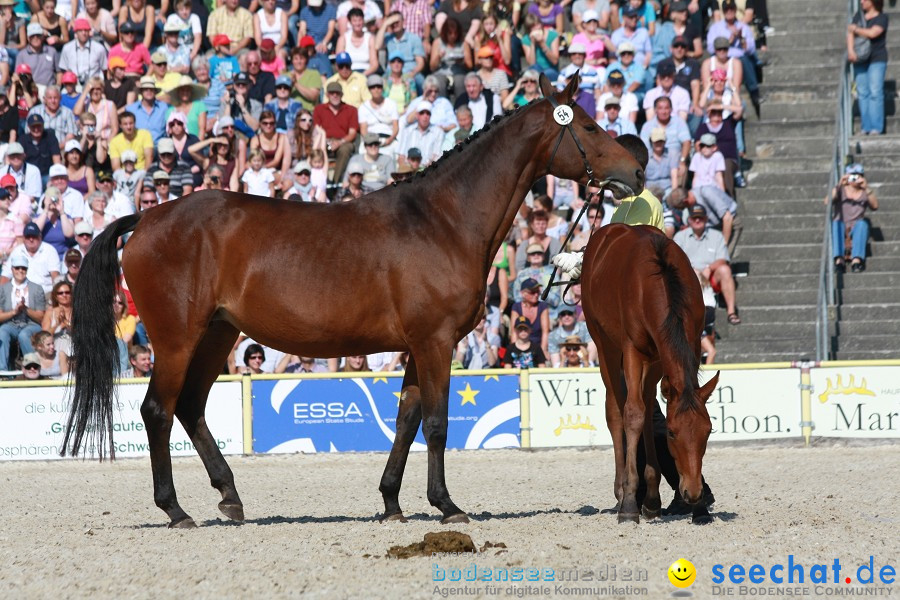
[249,355,263,360]
[261,120,275,126]
[24,365,40,371]
[235,82,248,87]
[12,266,27,271]
[141,199,159,205]
[689,216,706,221]
[57,290,71,295]
[77,233,92,238]
[419,110,431,115]
[276,85,291,90]
[299,117,312,123]
[368,84,383,89]
[337,64,351,70]
[673,43,688,48]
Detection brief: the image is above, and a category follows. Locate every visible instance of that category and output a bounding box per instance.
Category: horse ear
[698,370,721,402]
[538,73,554,98]
[660,375,672,400]
[561,70,581,103]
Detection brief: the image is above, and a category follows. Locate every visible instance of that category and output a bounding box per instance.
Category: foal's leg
[595,333,625,508]
[415,344,467,523]
[379,356,423,522]
[639,363,664,519]
[175,320,244,522]
[619,348,647,523]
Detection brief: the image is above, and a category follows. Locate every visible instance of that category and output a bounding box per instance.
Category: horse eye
[667,429,676,440]
[584,124,597,132]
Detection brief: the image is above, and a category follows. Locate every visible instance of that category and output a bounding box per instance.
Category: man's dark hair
[653,96,672,109]
[129,344,150,361]
[348,7,364,20]
[119,110,136,123]
[615,134,649,170]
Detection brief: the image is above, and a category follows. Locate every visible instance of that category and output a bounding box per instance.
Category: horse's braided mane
[400,97,543,185]
[651,235,700,414]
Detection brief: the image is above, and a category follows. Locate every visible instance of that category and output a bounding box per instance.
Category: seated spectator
[114,150,145,203]
[233,343,268,375]
[383,52,416,115]
[284,160,325,202]
[207,0,254,57]
[336,7,377,76]
[265,75,303,136]
[397,101,443,168]
[697,270,717,365]
[152,171,177,202]
[557,64,597,120]
[357,74,400,158]
[15,23,60,88]
[76,0,118,47]
[244,49,276,104]
[596,69,639,124]
[254,0,289,59]
[103,57,138,112]
[59,18,106,84]
[163,112,202,187]
[108,21,150,79]
[571,13,615,71]
[4,142,42,200]
[128,77,170,143]
[828,163,879,273]
[475,45,511,103]
[34,185,74,259]
[367,351,401,371]
[513,242,560,308]
[473,14,511,79]
[28,86,78,150]
[249,109,291,185]
[645,127,679,199]
[657,34,703,124]
[117,0,154,47]
[434,0,481,47]
[503,69,542,110]
[347,133,394,193]
[30,328,68,377]
[339,354,370,372]
[159,20,192,76]
[287,46,323,113]
[223,73,263,138]
[605,41,646,102]
[314,81,359,184]
[516,209,561,270]
[572,0,610,34]
[143,137,194,198]
[520,13,560,82]
[690,132,738,252]
[695,100,743,193]
[598,96,637,137]
[548,308,593,367]
[122,343,153,378]
[54,248,80,286]
[63,140,94,197]
[276,355,329,373]
[84,190,113,235]
[341,162,365,199]
[557,42,602,93]
[1,6,27,66]
[96,170,134,219]
[241,148,275,196]
[326,52,371,109]
[298,1,337,78]
[160,76,208,143]
[403,76,457,132]
[455,315,500,369]
[0,253,47,370]
[166,2,202,62]
[429,17,470,99]
[611,4,651,69]
[510,278,550,357]
[643,62,691,124]
[674,204,740,325]
[706,1,760,115]
[455,72,502,132]
[640,96,690,181]
[75,78,118,145]
[502,315,547,369]
[529,0,564,32]
[560,335,589,368]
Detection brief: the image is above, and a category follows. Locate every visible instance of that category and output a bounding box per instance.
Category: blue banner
[252,374,521,453]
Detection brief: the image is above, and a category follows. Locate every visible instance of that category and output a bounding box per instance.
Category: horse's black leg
[415,345,467,523]
[379,356,422,522]
[141,375,195,528]
[175,321,244,522]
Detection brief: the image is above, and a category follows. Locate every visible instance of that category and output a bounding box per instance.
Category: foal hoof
[441,513,470,525]
[642,506,661,520]
[692,508,714,526]
[380,512,408,524]
[617,512,640,524]
[218,501,245,522]
[169,517,197,529]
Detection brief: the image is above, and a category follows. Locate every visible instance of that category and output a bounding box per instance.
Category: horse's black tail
[62,212,143,460]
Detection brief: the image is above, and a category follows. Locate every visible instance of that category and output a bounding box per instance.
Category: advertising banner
[810,366,900,438]
[251,374,521,453]
[528,367,802,448]
[0,381,245,461]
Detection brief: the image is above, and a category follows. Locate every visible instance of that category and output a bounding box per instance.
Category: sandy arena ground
[1,442,898,600]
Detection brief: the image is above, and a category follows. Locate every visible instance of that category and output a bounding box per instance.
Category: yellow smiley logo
[668,558,696,588]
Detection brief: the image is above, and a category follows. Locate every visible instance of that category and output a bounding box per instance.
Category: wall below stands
[2,362,898,461]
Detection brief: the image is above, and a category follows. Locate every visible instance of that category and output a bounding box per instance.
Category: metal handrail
[815,0,857,361]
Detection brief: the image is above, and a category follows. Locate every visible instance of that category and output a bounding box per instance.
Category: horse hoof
[218,501,245,522]
[380,512,408,523]
[441,513,470,525]
[617,512,640,524]
[642,507,661,519]
[692,511,714,526]
[169,517,197,529]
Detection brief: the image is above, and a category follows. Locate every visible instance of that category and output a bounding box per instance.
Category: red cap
[15,64,32,75]
[260,38,275,51]
[211,34,231,47]
[0,174,16,188]
[300,35,315,48]
[73,18,91,31]
[61,71,78,84]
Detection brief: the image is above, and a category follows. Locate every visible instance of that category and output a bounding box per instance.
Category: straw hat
[159,75,207,104]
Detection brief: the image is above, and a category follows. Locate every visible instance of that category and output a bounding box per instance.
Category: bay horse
[580,224,719,524]
[62,74,645,528]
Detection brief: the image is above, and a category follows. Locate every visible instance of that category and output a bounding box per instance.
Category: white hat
[64,139,82,154]
[417,100,433,113]
[49,164,68,178]
[157,138,176,154]
[618,41,636,54]
[568,42,587,55]
[26,22,44,37]
[6,141,24,155]
[294,160,312,174]
[164,14,184,33]
[121,150,138,163]
[74,221,94,236]
[581,9,599,23]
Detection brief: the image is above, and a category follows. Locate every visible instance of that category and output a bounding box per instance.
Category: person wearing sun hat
[126,76,171,142]
[158,75,208,139]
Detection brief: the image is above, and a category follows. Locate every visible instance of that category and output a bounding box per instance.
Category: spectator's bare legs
[721,211,733,246]
[712,263,737,316]
[700,334,716,364]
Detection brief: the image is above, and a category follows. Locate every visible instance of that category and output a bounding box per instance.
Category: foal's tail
[62,213,143,460]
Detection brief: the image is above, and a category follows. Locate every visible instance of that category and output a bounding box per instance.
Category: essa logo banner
[251,374,520,453]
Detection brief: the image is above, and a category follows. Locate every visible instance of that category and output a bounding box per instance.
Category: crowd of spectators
[0,0,775,373]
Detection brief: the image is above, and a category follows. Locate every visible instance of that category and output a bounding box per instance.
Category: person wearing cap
[454,314,500,369]
[508,286,550,367]
[60,138,93,197]
[76,0,119,47]
[2,142,42,200]
[264,75,304,135]
[605,40,647,101]
[347,132,394,193]
[113,148,145,203]
[286,47,323,112]
[829,163,879,273]
[335,7,378,77]
[297,0,338,77]
[284,160,318,202]
[397,99,442,168]
[340,160,365,199]
[27,86,78,150]
[572,2,610,34]
[695,99,742,192]
[162,110,202,187]
[44,162,85,219]
[313,80,359,184]
[549,308,593,366]
[644,127,678,199]
[611,5,651,70]
[570,11,615,70]
[0,253,48,370]
[54,247,80,284]
[378,52,412,115]
[474,44,512,102]
[2,221,59,295]
[108,21,151,78]
[561,335,590,368]
[705,2,760,116]
[662,2,703,60]
[243,49,277,104]
[58,17,108,84]
[325,51,371,108]
[95,169,135,219]
[207,0,254,56]
[643,61,691,124]
[109,110,154,172]
[23,114,62,185]
[689,132,738,253]
[597,95,638,137]
[656,34,703,119]
[556,43,600,95]
[141,137,194,198]
[502,315,547,368]
[356,73,400,157]
[513,239,560,307]
[257,39,285,77]
[147,50,183,93]
[674,204,740,325]
[376,11,426,91]
[208,34,240,87]
[126,77,170,142]
[102,56,138,111]
[159,14,192,75]
[150,171,178,203]
[58,71,83,111]
[14,21,60,87]
[222,72,263,136]
[598,69,639,124]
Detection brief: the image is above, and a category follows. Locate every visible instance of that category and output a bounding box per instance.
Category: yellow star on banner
[458,383,479,406]
[393,391,402,406]
[373,377,388,384]
[483,374,499,382]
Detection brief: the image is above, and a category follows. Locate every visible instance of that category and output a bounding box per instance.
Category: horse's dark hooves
[380,512,408,524]
[441,513,471,525]
[617,512,640,524]
[169,517,197,529]
[642,506,661,519]
[691,512,714,525]
[218,501,245,522]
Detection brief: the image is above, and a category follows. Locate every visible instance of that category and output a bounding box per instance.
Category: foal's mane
[397,98,544,185]
[651,235,700,414]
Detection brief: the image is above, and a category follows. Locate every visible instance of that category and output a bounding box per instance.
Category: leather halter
[544,95,598,189]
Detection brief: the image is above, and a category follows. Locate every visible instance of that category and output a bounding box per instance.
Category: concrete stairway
[713,0,849,363]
